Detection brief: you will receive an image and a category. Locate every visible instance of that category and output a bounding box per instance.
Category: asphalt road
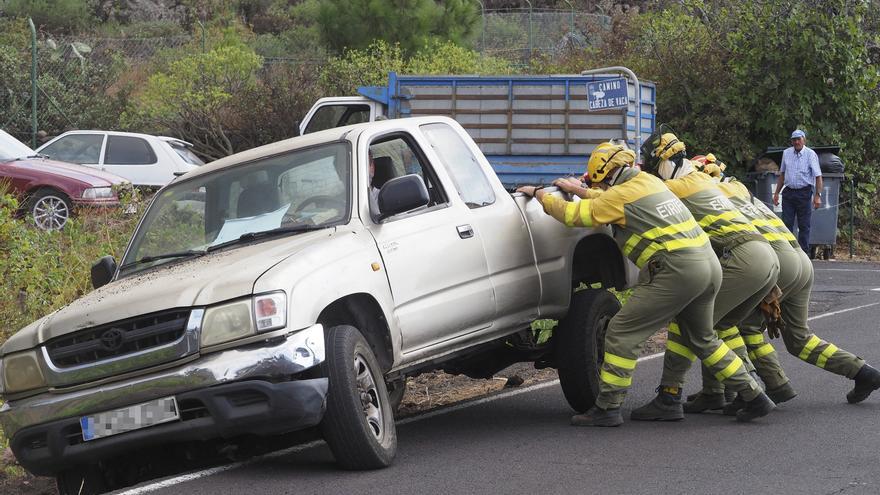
[118,260,880,495]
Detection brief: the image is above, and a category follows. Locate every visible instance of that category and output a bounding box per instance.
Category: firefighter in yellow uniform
[630,134,779,420]
[701,161,880,409]
[517,142,775,426]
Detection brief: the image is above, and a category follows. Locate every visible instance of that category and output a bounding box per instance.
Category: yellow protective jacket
[663,171,765,253]
[540,168,709,268]
[716,179,799,250]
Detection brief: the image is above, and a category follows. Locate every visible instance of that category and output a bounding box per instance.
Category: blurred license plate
[80,397,179,442]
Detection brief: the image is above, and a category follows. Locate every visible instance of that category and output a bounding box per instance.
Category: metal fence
[476,8,611,61]
[2,9,608,147]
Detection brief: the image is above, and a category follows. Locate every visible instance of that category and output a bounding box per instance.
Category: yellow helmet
[652,133,686,160]
[586,142,636,183]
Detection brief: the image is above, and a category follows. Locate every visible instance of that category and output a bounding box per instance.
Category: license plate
[80,396,180,442]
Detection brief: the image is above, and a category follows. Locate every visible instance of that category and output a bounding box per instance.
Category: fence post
[28,18,37,148]
[525,0,533,60]
[564,0,575,34]
[477,0,485,54]
[197,20,206,52]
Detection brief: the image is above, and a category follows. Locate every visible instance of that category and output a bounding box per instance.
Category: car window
[121,142,351,275]
[169,142,204,165]
[105,136,158,165]
[40,134,104,163]
[420,123,496,208]
[304,104,370,134]
[368,135,446,214]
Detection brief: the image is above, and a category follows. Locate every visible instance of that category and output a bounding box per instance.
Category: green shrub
[3,0,94,33]
[319,39,513,96]
[0,184,142,339]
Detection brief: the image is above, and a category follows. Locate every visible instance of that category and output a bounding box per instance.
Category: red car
[0,130,128,230]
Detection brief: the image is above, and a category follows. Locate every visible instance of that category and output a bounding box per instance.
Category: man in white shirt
[773,129,823,253]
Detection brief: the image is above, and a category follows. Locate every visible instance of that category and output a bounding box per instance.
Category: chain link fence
[476,8,611,62]
[3,9,608,146]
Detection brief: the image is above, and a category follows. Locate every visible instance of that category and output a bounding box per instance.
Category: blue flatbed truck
[298,72,656,188]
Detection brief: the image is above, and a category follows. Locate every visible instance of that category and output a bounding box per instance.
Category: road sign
[587,77,629,111]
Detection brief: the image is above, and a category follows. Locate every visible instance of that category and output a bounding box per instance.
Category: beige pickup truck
[0,117,634,493]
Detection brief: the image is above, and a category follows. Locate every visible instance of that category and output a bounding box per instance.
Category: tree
[130,44,263,159]
[316,0,480,54]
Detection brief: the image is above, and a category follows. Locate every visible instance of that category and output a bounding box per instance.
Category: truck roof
[176,116,457,183]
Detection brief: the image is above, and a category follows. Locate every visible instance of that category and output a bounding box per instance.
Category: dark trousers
[782,187,813,253]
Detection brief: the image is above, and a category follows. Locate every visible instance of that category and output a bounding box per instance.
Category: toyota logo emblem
[99,328,125,352]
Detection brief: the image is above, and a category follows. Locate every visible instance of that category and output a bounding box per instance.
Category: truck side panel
[389,74,655,158]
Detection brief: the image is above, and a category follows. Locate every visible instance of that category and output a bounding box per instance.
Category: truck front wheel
[320,325,397,469]
[556,289,621,413]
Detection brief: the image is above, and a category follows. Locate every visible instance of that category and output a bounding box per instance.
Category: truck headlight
[201,300,254,347]
[2,350,47,394]
[82,187,115,200]
[199,292,287,347]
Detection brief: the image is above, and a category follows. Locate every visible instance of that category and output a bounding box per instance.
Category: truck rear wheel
[556,289,620,413]
[320,325,397,469]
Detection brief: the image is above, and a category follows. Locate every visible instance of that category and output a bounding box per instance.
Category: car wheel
[556,289,620,413]
[56,465,107,495]
[320,325,397,469]
[28,188,72,230]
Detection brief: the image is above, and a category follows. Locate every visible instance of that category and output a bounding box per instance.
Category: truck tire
[320,325,397,469]
[556,289,620,413]
[56,466,107,495]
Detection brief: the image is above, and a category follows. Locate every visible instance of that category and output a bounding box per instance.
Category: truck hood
[1,229,333,354]
[24,158,129,186]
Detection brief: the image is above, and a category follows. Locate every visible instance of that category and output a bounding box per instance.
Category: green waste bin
[746,171,843,260]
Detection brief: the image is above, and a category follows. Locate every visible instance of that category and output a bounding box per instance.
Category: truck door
[419,122,541,329]
[363,130,496,354]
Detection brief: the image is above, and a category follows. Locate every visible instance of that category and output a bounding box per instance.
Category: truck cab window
[304,104,371,134]
[420,123,496,208]
[369,135,447,212]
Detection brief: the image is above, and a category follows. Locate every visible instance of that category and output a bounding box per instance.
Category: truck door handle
[457,224,474,239]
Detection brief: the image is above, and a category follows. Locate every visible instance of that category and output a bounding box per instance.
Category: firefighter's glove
[759,285,785,339]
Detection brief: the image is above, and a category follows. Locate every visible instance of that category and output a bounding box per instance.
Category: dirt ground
[397,329,668,417]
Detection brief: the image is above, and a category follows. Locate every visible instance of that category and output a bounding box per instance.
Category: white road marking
[116,353,664,494]
[814,268,880,272]
[807,301,880,321]
[114,299,880,494]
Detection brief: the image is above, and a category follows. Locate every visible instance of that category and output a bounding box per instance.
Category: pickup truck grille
[45,310,190,368]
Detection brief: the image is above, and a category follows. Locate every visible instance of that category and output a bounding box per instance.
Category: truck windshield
[120,142,351,275]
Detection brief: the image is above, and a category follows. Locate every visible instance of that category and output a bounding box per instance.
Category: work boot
[630,387,684,421]
[766,382,798,405]
[571,405,623,427]
[687,388,736,403]
[847,364,880,404]
[722,394,745,416]
[735,392,776,422]
[683,392,726,413]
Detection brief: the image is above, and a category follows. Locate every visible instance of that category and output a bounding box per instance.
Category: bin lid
[759,145,841,164]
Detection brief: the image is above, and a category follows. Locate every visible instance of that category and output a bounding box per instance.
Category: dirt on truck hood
[2,230,333,354]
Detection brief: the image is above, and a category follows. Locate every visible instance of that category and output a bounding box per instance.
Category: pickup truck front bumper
[2,324,328,476]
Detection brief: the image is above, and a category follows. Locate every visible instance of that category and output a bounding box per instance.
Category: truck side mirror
[377,174,430,221]
[91,255,117,289]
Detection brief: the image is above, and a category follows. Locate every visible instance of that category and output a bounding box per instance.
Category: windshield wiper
[119,249,207,270]
[16,154,50,160]
[206,225,324,253]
